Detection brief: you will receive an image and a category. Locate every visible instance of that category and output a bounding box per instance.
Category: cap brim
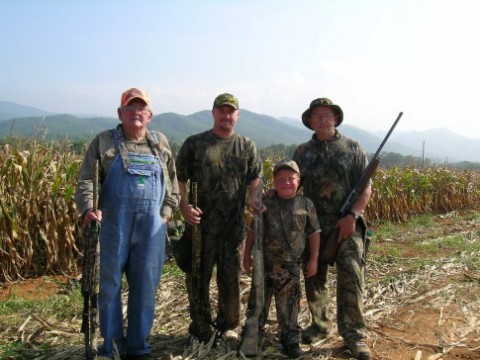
[274,165,300,175]
[124,96,149,106]
[215,102,238,109]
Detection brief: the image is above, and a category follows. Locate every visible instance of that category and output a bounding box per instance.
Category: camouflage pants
[244,262,302,345]
[186,230,242,340]
[304,225,367,343]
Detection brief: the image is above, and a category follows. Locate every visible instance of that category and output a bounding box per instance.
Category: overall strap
[145,130,172,195]
[111,127,132,171]
[111,126,172,195]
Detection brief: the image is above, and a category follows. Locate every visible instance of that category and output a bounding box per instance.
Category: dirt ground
[1,212,480,360]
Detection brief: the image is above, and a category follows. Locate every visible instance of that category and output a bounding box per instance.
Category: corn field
[1,141,479,284]
[0,139,82,283]
[369,166,480,222]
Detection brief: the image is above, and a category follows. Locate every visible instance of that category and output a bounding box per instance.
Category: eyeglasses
[310,113,334,121]
[121,105,150,114]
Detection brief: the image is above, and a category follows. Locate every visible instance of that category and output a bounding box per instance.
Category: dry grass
[1,211,480,359]
[1,139,480,359]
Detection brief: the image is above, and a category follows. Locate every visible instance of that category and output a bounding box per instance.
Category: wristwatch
[347,210,360,220]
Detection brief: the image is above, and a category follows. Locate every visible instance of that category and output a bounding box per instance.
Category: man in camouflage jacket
[175,93,263,343]
[293,98,372,360]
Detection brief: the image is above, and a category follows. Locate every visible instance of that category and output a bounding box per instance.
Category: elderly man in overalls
[75,88,180,360]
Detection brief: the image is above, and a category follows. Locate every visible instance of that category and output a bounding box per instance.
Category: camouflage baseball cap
[273,159,300,176]
[213,93,239,110]
[301,97,344,129]
[120,88,151,107]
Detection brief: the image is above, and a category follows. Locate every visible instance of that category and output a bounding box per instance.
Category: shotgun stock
[81,160,100,360]
[320,112,403,265]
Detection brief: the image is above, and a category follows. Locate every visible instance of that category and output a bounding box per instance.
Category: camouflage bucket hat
[273,159,300,176]
[213,93,239,110]
[301,97,343,129]
[120,88,151,107]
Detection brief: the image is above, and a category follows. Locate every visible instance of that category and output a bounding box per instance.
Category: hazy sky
[2,0,480,138]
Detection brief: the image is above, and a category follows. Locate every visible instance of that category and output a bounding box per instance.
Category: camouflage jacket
[176,130,262,226]
[293,131,369,222]
[262,195,320,265]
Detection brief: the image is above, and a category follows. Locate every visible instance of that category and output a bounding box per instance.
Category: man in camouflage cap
[293,98,373,360]
[175,93,263,344]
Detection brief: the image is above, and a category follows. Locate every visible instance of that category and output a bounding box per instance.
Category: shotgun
[238,207,265,356]
[81,160,100,360]
[320,112,403,265]
[191,182,201,303]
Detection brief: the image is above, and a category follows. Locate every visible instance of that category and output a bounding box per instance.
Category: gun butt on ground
[239,211,264,356]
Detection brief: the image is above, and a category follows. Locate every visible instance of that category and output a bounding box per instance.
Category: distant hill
[1,100,479,163]
[389,128,480,163]
[149,110,314,148]
[271,115,418,156]
[0,100,54,120]
[0,114,119,140]
[0,111,314,148]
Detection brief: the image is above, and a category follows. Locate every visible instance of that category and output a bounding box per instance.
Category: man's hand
[336,214,356,243]
[180,199,202,225]
[248,196,266,215]
[264,188,276,198]
[248,178,266,214]
[82,209,102,229]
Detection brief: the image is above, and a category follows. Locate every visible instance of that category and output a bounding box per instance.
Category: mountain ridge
[1,100,478,163]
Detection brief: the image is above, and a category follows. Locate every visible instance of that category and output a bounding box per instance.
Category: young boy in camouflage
[241,160,321,358]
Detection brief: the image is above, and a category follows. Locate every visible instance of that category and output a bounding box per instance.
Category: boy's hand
[243,256,253,274]
[304,258,318,278]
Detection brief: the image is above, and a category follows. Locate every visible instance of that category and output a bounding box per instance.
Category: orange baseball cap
[120,88,151,107]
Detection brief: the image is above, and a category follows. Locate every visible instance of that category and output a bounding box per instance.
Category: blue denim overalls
[97,130,166,358]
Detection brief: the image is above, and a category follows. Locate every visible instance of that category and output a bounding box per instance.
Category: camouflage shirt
[262,195,320,264]
[293,131,369,220]
[176,130,262,230]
